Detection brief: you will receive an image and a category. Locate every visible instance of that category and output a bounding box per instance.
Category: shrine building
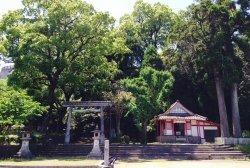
[156,100,219,143]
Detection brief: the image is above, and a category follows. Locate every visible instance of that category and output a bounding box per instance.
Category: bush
[0,134,19,145]
[242,130,250,138]
[6,134,19,144]
[120,135,130,144]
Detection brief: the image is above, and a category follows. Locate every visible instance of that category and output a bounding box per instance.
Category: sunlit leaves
[0,80,45,134]
[121,66,173,126]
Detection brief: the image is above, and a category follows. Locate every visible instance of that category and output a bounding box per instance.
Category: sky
[0,0,194,20]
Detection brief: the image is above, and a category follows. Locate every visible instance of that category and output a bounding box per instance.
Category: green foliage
[165,0,250,133]
[169,0,246,83]
[0,81,45,128]
[238,145,250,154]
[116,0,175,78]
[69,110,99,142]
[129,0,175,49]
[109,91,134,111]
[104,90,135,139]
[0,0,249,143]
[242,130,250,138]
[0,0,127,132]
[0,80,45,144]
[0,134,19,145]
[121,66,173,143]
[142,45,164,70]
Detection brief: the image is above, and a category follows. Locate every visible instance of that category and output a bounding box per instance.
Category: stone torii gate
[62,101,113,144]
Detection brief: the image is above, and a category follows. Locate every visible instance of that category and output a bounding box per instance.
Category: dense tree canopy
[0,0,127,133]
[0,0,249,144]
[115,0,175,78]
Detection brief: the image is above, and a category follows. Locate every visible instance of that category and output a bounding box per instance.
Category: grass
[0,157,250,168]
[238,145,250,154]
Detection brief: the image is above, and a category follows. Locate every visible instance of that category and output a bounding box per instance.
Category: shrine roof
[158,100,207,120]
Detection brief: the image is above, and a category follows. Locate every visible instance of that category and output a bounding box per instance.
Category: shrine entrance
[174,123,185,136]
[62,101,113,144]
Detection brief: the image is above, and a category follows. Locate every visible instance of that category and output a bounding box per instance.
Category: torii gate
[62,101,113,144]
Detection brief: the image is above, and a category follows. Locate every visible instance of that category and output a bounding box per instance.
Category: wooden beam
[62,101,113,108]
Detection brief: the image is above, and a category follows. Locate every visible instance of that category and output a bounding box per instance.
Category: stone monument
[88,126,102,157]
[100,140,115,168]
[17,131,32,159]
[104,140,110,167]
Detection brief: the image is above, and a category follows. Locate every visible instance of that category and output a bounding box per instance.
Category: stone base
[88,139,103,158]
[215,137,250,145]
[17,138,33,159]
[17,150,33,159]
[88,152,103,158]
[88,147,103,158]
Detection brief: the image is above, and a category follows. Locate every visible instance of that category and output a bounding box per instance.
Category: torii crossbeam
[62,101,113,144]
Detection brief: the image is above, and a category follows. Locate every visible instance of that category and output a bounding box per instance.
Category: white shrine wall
[191,126,198,136]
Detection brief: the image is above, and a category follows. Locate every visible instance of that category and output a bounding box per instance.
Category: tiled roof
[158,100,207,120]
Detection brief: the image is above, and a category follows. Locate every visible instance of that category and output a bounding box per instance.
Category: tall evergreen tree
[168,0,249,137]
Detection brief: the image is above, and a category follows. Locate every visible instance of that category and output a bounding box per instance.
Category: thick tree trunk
[231,83,242,137]
[142,121,147,145]
[41,82,57,133]
[214,70,230,137]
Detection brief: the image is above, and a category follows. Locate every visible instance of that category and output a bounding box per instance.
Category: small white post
[65,107,72,144]
[104,140,109,167]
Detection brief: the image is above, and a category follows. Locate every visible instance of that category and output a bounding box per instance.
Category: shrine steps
[38,144,246,159]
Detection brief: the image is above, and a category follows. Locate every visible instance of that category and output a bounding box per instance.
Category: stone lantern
[88,125,102,157]
[17,131,32,159]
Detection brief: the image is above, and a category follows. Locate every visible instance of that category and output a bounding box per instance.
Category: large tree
[115,0,175,78]
[122,66,173,144]
[0,0,126,132]
[167,0,249,137]
[104,90,134,139]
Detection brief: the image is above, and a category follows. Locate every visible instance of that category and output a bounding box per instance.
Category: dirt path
[0,158,250,168]
[116,159,250,168]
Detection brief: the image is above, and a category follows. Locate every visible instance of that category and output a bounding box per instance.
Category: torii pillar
[100,107,105,144]
[64,107,105,145]
[62,101,112,145]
